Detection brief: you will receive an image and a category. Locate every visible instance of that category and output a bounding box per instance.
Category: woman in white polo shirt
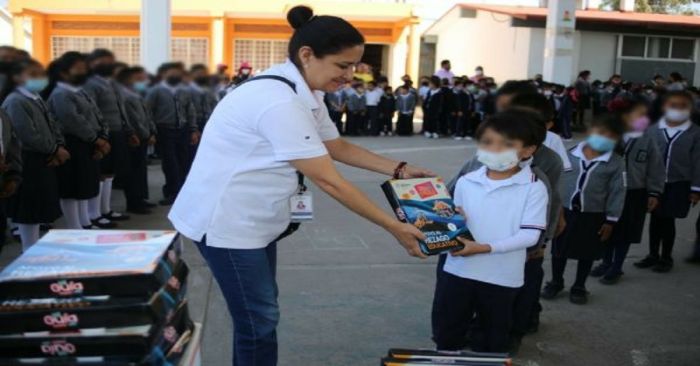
[168,6,432,366]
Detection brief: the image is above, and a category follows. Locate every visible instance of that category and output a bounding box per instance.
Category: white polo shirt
[544,131,572,171]
[365,88,384,106]
[168,59,340,249]
[444,166,548,288]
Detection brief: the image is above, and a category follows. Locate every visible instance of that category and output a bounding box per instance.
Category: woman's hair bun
[287,5,314,30]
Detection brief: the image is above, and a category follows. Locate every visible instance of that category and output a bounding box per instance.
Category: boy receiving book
[432,111,549,353]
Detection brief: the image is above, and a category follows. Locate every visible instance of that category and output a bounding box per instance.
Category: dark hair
[509,92,555,123]
[663,90,694,105]
[590,114,625,137]
[42,51,86,99]
[286,6,364,67]
[475,110,545,148]
[157,62,184,76]
[497,80,538,97]
[669,72,683,81]
[441,60,450,66]
[87,48,114,63]
[0,59,42,103]
[578,70,591,78]
[190,63,208,73]
[116,66,146,84]
[429,76,441,87]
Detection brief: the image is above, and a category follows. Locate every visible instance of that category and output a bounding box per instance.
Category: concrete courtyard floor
[1,136,699,366]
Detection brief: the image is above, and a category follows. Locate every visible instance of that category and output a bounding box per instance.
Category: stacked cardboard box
[0,230,195,366]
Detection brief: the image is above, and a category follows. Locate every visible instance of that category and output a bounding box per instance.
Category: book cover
[382,177,471,256]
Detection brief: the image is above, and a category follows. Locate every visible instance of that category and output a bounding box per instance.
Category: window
[620,35,696,61]
[233,39,289,72]
[171,37,209,67]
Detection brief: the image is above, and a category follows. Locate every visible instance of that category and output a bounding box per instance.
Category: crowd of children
[0,45,229,251]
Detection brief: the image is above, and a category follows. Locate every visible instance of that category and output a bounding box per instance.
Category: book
[0,230,180,300]
[387,349,511,365]
[382,177,472,255]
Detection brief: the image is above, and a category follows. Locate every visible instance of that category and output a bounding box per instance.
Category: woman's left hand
[401,164,436,179]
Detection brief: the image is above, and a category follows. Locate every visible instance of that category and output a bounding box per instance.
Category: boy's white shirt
[444,165,548,288]
[544,131,572,171]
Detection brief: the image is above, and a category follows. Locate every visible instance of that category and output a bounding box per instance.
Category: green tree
[599,0,694,14]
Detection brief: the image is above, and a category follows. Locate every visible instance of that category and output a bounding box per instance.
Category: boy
[433,110,549,353]
[345,82,367,136]
[423,76,443,139]
[453,79,474,140]
[324,87,346,134]
[365,81,384,135]
[377,86,396,136]
[146,62,200,206]
[188,63,218,131]
[395,85,416,136]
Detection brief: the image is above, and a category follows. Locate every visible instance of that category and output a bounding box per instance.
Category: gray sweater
[396,93,417,115]
[48,83,108,143]
[120,86,157,140]
[346,92,366,113]
[83,76,133,134]
[188,84,218,129]
[647,121,700,191]
[145,83,197,131]
[0,108,23,183]
[559,143,626,222]
[623,133,665,195]
[1,88,64,155]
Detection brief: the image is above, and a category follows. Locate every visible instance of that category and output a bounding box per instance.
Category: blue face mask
[133,81,149,92]
[587,133,616,152]
[25,78,48,93]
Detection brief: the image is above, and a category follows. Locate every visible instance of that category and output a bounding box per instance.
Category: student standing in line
[188,64,218,132]
[542,116,626,304]
[634,91,700,272]
[324,87,346,134]
[46,52,112,229]
[146,62,200,206]
[83,48,136,223]
[117,66,158,214]
[395,85,416,136]
[423,76,443,139]
[588,98,664,284]
[439,78,455,137]
[377,86,395,136]
[365,81,383,136]
[345,82,366,136]
[0,102,22,252]
[433,111,549,353]
[453,79,473,140]
[0,60,68,249]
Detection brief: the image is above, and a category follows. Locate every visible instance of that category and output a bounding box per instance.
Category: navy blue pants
[602,241,632,274]
[126,142,149,210]
[195,238,279,366]
[511,256,544,337]
[157,126,191,200]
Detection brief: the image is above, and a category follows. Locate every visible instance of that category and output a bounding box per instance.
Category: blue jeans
[195,237,279,366]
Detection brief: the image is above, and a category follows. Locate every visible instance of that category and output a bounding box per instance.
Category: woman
[168,6,431,366]
[574,70,591,127]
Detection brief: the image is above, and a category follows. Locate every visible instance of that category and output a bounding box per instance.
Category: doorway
[362,44,387,79]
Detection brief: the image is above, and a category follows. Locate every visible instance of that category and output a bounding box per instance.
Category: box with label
[382,178,473,255]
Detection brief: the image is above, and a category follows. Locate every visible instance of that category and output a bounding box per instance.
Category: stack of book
[381,349,512,366]
[0,230,194,366]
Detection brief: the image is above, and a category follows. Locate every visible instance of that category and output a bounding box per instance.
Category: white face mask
[477,148,520,172]
[665,108,690,123]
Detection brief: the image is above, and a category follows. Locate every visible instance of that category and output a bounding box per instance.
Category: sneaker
[599,272,622,285]
[541,281,564,300]
[652,258,673,273]
[102,211,130,221]
[424,132,432,138]
[634,256,658,269]
[431,133,440,139]
[91,217,117,229]
[387,132,394,136]
[465,136,473,141]
[590,263,610,278]
[454,136,463,141]
[569,286,589,305]
[379,132,386,137]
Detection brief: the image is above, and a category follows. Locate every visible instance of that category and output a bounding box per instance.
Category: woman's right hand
[387,221,427,259]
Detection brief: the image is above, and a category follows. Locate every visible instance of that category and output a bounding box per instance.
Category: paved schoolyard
[1,136,699,366]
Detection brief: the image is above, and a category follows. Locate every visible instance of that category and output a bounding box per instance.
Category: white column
[12,15,26,50]
[140,0,171,73]
[211,18,225,70]
[542,0,577,85]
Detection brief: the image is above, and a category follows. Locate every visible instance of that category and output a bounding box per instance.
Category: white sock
[101,177,114,216]
[78,200,91,227]
[88,192,102,220]
[17,223,40,251]
[59,199,81,229]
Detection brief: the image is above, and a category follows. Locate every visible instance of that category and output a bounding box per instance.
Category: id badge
[290,191,313,222]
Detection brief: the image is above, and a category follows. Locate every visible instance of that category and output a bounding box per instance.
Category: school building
[422,4,700,86]
[6,0,421,85]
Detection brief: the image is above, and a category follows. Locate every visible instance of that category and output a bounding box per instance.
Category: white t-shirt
[168,59,340,249]
[444,166,549,288]
[365,88,384,106]
[544,131,572,171]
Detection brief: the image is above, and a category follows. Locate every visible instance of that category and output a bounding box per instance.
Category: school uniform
[377,93,396,134]
[345,90,366,136]
[645,119,700,261]
[440,86,455,136]
[145,82,198,201]
[544,131,572,171]
[365,88,384,135]
[121,85,157,210]
[395,93,416,136]
[324,90,345,134]
[453,89,474,138]
[556,93,574,140]
[188,83,218,131]
[433,165,548,352]
[600,132,665,275]
[1,88,63,224]
[423,89,443,135]
[0,109,23,249]
[48,82,107,200]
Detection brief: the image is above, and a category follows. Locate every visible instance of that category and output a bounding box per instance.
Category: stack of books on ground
[0,230,195,366]
[381,348,512,366]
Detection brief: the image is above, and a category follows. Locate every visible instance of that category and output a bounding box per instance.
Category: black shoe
[634,256,658,269]
[652,258,673,273]
[541,281,564,300]
[127,206,152,215]
[590,263,610,278]
[82,224,97,230]
[141,200,157,208]
[525,315,540,334]
[569,286,589,305]
[599,272,622,285]
[159,198,175,206]
[91,217,118,229]
[102,211,130,221]
[40,223,53,232]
